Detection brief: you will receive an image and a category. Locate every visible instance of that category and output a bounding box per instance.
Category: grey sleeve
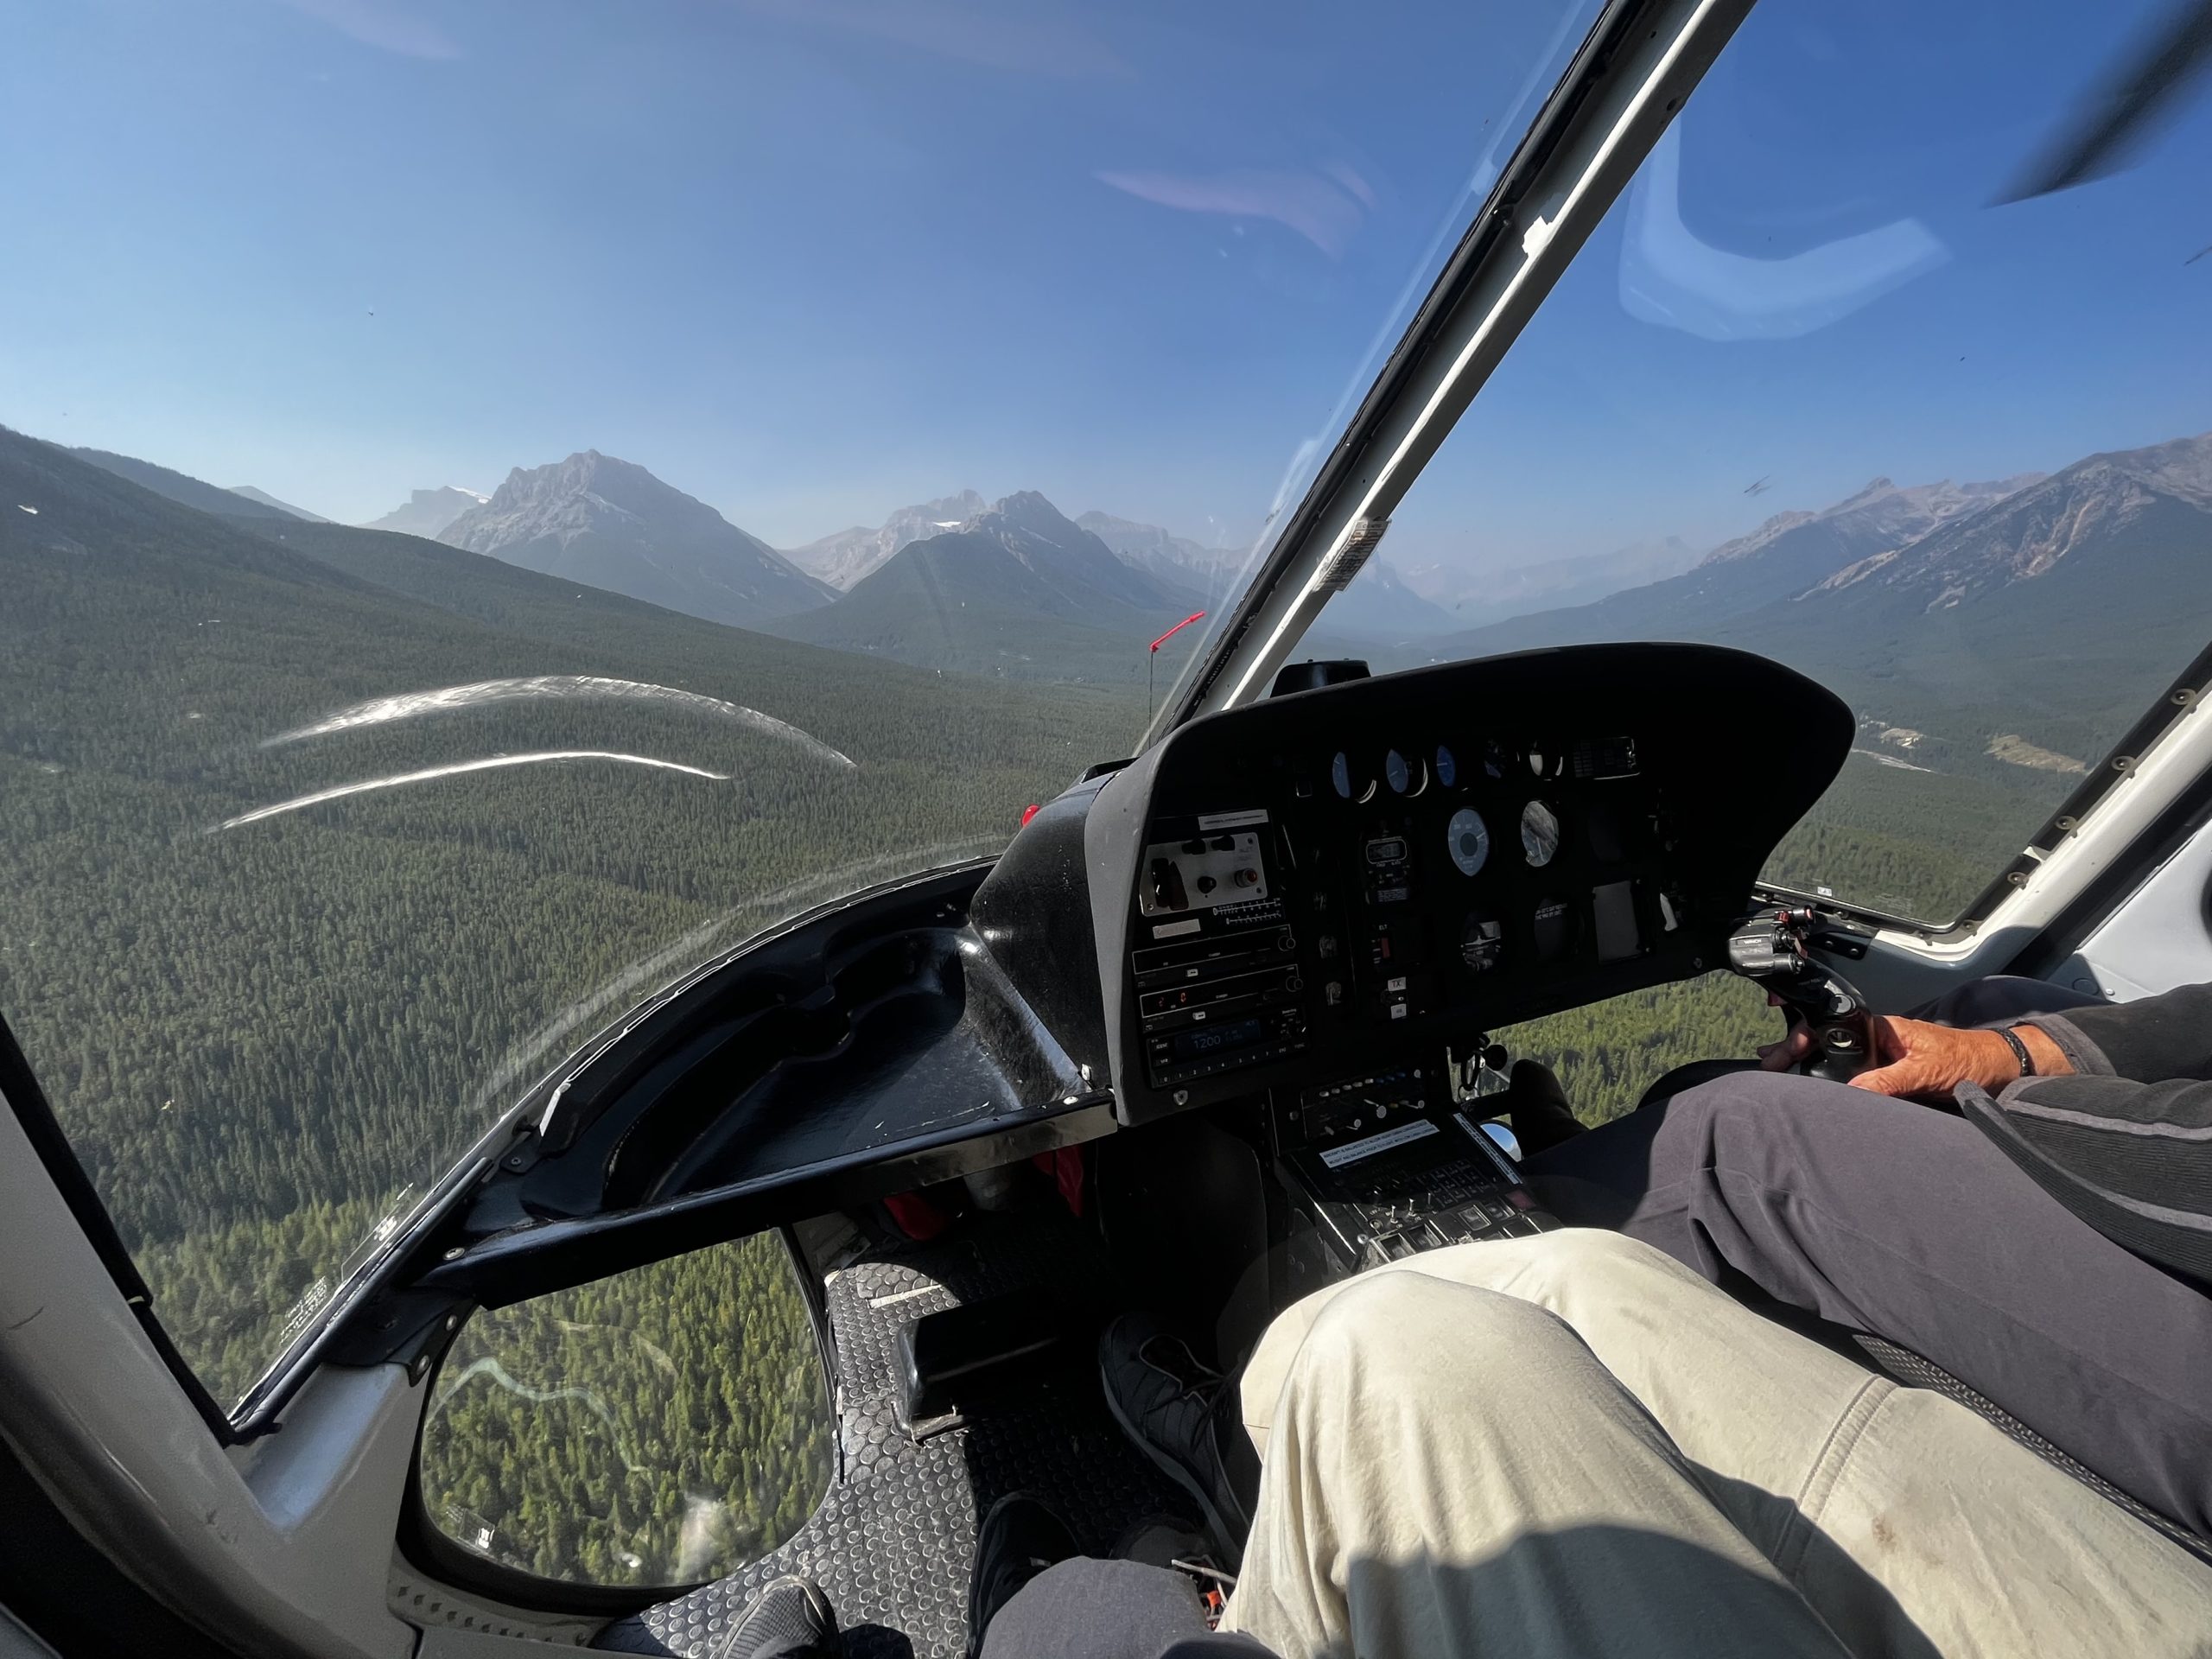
[1963,1071,2212,1284]
[2027,981,2212,1084]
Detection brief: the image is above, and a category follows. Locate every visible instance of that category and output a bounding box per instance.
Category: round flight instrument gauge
[1481,739,1516,780]
[1460,910,1504,973]
[1446,807,1491,878]
[1331,751,1376,803]
[1521,800,1560,868]
[1386,749,1410,794]
[1435,744,1458,789]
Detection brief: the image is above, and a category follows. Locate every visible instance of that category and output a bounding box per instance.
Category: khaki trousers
[1217,1230,2212,1659]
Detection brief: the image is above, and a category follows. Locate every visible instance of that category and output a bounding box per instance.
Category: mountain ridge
[1802,434,2212,612]
[1421,469,2050,662]
[364,485,489,540]
[768,491,1195,681]
[70,447,299,521]
[440,450,834,627]
[785,491,986,590]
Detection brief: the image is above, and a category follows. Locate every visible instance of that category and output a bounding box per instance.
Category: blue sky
[3,0,2208,572]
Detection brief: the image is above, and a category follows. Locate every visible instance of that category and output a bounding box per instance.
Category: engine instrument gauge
[1331,751,1376,803]
[1434,744,1458,788]
[1521,801,1560,868]
[1460,911,1504,972]
[1532,894,1578,962]
[1385,749,1411,794]
[1445,807,1491,877]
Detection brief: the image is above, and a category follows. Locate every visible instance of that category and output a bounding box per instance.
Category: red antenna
[1149,612,1208,653]
[1147,611,1206,719]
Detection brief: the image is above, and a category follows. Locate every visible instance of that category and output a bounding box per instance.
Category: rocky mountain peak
[977,491,1090,552]
[439,451,830,626]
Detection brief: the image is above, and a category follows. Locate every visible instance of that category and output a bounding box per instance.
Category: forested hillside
[1,429,1137,1409]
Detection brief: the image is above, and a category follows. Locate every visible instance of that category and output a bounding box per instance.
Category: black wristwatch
[1996,1026,2037,1078]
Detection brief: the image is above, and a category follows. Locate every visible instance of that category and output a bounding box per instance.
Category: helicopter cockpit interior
[6,0,2212,1656]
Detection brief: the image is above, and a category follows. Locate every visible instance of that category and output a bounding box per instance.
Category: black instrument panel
[1131,731,1685,1092]
[1082,645,1851,1125]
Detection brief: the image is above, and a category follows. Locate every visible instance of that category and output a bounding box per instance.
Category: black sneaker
[967,1492,1077,1657]
[1098,1314,1255,1566]
[1506,1057,1585,1155]
[719,1575,838,1659]
[1109,1513,1210,1571]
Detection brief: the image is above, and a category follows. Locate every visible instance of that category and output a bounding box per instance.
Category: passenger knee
[1291,1272,1570,1402]
[1461,1226,1693,1308]
[1513,1226,1650,1275]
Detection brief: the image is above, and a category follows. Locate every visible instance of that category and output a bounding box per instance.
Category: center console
[1273,1058,1554,1273]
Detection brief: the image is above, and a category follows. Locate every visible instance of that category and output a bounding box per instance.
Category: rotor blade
[1997,0,2212,203]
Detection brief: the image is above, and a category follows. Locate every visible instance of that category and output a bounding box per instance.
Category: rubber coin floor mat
[596,1206,1189,1658]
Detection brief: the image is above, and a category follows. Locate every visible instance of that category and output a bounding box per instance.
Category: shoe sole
[1097,1355,1244,1572]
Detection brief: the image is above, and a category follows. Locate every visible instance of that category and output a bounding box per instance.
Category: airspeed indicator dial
[1446,807,1491,877]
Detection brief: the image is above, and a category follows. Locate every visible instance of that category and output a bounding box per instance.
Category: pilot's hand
[1848,1017,2027,1099]
[1759,1010,2073,1098]
[1852,1015,2076,1098]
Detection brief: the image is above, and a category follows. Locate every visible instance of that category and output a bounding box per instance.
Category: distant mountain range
[438,451,836,628]
[784,487,1452,642]
[364,485,488,540]
[1804,435,2210,612]
[768,492,1196,680]
[1403,537,1702,627]
[785,492,986,590]
[1077,511,1233,597]
[86,435,1456,656]
[49,425,2212,759]
[1426,471,2048,661]
[1400,432,2212,788]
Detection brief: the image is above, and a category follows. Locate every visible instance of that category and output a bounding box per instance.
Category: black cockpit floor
[596,1205,1187,1658]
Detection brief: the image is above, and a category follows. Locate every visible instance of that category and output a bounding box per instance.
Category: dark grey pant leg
[979,1559,1266,1659]
[1527,1071,2212,1538]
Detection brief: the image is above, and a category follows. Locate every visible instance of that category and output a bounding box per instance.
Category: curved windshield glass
[2,1,1595,1407]
[1363,0,2212,925]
